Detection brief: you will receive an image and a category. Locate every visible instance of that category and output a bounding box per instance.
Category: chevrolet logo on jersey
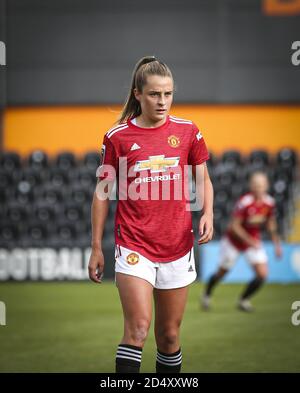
[134,155,180,173]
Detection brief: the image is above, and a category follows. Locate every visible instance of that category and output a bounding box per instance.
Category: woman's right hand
[249,238,261,249]
[88,248,105,283]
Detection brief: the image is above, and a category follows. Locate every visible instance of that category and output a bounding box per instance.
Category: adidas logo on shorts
[188,265,194,272]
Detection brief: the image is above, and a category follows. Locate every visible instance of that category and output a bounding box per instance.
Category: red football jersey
[97,114,210,262]
[226,192,275,251]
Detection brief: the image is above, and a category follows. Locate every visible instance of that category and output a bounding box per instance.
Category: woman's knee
[255,264,268,280]
[125,319,151,344]
[157,326,180,347]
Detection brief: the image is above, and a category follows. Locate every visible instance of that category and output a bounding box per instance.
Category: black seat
[272,178,289,198]
[0,168,15,188]
[48,167,69,187]
[231,181,247,199]
[14,181,34,204]
[217,171,236,189]
[21,167,44,188]
[221,150,242,167]
[6,202,29,223]
[0,152,21,171]
[26,220,49,242]
[0,221,20,247]
[70,185,90,204]
[277,148,297,170]
[83,151,100,172]
[214,189,230,207]
[34,202,56,222]
[274,167,292,183]
[56,152,76,171]
[64,202,84,222]
[77,167,97,188]
[43,184,64,205]
[27,150,49,170]
[249,150,269,168]
[206,150,217,169]
[57,220,78,240]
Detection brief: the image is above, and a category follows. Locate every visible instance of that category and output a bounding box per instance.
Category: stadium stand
[0,149,298,250]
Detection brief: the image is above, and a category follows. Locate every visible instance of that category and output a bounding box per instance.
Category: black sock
[156,347,182,373]
[115,344,142,373]
[205,273,220,296]
[240,277,265,300]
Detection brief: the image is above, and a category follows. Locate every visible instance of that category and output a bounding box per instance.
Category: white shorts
[219,237,268,270]
[114,244,197,289]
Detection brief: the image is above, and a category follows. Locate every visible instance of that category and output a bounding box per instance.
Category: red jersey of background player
[226,192,276,251]
[98,114,210,262]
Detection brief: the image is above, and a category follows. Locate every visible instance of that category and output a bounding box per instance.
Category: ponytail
[116,56,173,125]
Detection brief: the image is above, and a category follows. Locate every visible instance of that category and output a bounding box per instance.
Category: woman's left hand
[198,212,214,245]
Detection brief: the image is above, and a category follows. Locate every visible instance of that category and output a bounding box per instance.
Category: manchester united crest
[168,135,180,148]
[127,253,139,265]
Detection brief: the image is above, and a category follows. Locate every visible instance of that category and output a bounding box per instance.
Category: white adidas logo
[130,143,141,151]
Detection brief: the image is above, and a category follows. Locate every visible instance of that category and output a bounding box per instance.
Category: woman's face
[134,75,173,123]
[250,173,269,198]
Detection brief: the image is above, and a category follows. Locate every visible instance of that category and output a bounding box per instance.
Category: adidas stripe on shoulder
[169,115,193,125]
[106,123,128,139]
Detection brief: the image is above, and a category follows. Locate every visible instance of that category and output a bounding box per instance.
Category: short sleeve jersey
[97,114,210,262]
[226,192,276,251]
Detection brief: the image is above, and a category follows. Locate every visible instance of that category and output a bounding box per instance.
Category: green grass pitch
[0,281,299,372]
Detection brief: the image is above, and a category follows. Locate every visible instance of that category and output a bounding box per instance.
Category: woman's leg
[115,272,153,373]
[238,262,268,311]
[153,285,189,373]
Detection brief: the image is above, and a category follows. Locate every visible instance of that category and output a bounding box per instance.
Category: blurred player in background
[88,56,214,373]
[202,171,282,312]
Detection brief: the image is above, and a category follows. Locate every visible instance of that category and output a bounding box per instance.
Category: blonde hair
[117,56,173,124]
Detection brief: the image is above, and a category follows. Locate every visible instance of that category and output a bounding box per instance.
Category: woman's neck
[134,114,167,128]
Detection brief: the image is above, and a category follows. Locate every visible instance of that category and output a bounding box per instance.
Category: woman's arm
[192,163,214,244]
[266,215,282,258]
[88,180,113,283]
[229,216,260,248]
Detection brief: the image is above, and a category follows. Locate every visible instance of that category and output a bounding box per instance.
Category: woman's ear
[133,88,140,102]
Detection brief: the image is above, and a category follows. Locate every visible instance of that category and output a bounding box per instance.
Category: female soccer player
[202,171,282,312]
[88,56,214,373]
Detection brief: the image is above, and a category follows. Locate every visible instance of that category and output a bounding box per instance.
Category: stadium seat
[206,150,217,170]
[21,167,44,188]
[56,151,76,171]
[249,149,269,168]
[0,221,20,247]
[34,202,56,222]
[14,181,34,204]
[48,167,69,187]
[64,201,84,222]
[277,148,297,169]
[0,151,21,171]
[221,150,242,167]
[83,151,100,172]
[42,184,64,205]
[214,189,230,207]
[27,150,49,170]
[70,185,91,204]
[0,168,15,188]
[6,202,29,223]
[76,167,97,188]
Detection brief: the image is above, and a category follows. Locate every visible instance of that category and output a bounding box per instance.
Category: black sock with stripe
[156,347,182,373]
[115,344,143,373]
